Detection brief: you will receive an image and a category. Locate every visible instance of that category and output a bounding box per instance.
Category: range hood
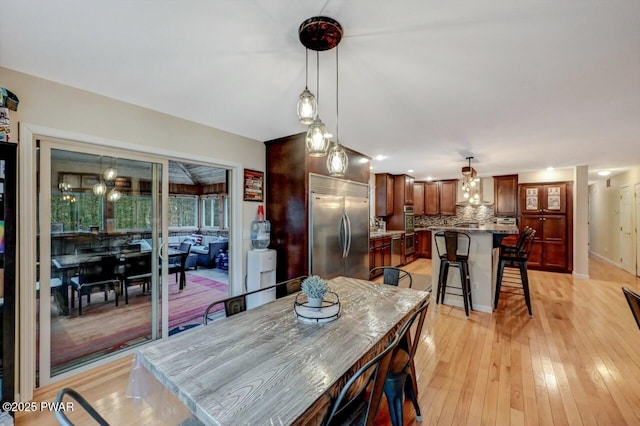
[456,177,494,206]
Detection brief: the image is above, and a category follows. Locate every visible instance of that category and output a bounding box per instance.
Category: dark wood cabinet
[424,182,440,215]
[520,182,567,215]
[493,174,518,216]
[387,174,415,231]
[369,236,392,277]
[439,180,457,215]
[415,230,431,258]
[265,133,370,280]
[413,182,425,215]
[375,173,394,216]
[518,181,572,273]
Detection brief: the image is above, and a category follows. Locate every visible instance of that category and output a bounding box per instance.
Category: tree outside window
[51,192,102,232]
[169,196,198,229]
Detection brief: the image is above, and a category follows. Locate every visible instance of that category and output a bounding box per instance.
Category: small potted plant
[301,275,328,310]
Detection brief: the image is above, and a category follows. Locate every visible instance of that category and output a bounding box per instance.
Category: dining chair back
[494,229,536,317]
[324,332,400,426]
[123,252,152,304]
[369,267,413,288]
[70,255,118,315]
[623,287,640,330]
[383,299,430,426]
[276,275,308,298]
[54,388,110,426]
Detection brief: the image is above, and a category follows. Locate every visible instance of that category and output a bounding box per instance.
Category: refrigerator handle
[338,214,346,257]
[344,211,352,258]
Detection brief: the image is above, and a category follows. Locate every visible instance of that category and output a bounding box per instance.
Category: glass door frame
[36,139,169,387]
[18,123,243,401]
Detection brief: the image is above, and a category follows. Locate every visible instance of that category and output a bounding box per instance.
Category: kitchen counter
[370,230,405,238]
[427,224,518,234]
[428,224,519,313]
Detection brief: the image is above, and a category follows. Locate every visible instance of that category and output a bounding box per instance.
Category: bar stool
[434,231,473,318]
[494,228,536,317]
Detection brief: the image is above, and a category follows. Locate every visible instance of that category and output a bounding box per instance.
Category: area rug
[48,272,229,372]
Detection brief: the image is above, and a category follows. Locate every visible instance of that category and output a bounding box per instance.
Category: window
[51,192,102,232]
[202,195,229,230]
[169,195,198,228]
[114,194,152,230]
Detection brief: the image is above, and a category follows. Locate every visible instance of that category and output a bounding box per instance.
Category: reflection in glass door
[37,142,166,381]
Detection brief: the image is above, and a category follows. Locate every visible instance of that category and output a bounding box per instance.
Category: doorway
[620,185,634,273]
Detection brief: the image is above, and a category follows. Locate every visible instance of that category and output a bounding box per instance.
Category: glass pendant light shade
[297,88,316,125]
[93,182,107,196]
[108,188,121,202]
[103,167,118,181]
[306,117,330,156]
[326,142,349,177]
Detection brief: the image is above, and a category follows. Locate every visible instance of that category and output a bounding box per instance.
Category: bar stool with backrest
[383,298,430,426]
[494,228,536,317]
[434,231,473,317]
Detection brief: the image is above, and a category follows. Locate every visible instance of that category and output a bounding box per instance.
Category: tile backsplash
[414,205,496,227]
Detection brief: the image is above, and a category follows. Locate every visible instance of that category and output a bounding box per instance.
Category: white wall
[589,166,640,267]
[1,66,266,287]
[518,168,574,183]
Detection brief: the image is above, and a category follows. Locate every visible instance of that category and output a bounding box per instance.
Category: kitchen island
[428,224,518,313]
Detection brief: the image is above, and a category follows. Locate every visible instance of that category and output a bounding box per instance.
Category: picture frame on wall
[243,169,264,202]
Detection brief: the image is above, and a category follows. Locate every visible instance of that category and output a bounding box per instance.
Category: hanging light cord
[316,51,320,117]
[304,48,309,89]
[336,46,339,143]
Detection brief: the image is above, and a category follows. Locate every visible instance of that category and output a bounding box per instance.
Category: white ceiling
[1,1,639,182]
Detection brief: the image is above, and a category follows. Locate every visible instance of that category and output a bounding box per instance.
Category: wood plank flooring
[16,256,640,425]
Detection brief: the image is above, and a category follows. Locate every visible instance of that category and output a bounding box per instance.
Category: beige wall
[0,66,266,289]
[518,168,575,183]
[589,166,640,268]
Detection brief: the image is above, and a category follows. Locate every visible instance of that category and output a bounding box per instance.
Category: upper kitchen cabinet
[520,182,568,215]
[393,174,414,207]
[493,174,518,216]
[375,173,394,216]
[413,182,425,215]
[424,182,440,215]
[439,180,457,215]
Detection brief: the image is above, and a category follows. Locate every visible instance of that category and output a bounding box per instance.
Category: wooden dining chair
[323,332,400,426]
[369,267,413,288]
[623,287,640,330]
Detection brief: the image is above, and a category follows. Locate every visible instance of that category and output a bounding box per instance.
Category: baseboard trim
[589,251,622,269]
[572,271,590,279]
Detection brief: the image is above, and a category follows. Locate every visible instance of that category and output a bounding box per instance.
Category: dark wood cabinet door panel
[375,173,394,216]
[543,216,567,242]
[520,216,543,239]
[414,182,425,215]
[527,242,544,268]
[493,174,518,216]
[439,180,457,215]
[542,242,567,269]
[424,182,440,215]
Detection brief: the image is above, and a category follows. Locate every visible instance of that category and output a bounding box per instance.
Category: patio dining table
[127,276,430,425]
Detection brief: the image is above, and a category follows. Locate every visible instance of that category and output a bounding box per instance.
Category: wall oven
[403,206,415,256]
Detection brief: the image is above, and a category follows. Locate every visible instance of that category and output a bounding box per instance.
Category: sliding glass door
[37,141,168,383]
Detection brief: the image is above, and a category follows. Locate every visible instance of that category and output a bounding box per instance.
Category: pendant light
[305,51,330,156]
[93,181,107,196]
[297,49,316,125]
[327,46,348,177]
[108,188,121,202]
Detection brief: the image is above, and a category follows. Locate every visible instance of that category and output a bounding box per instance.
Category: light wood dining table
[127,276,430,425]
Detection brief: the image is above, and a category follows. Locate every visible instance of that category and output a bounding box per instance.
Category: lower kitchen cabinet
[369,235,392,277]
[520,215,569,271]
[415,230,431,259]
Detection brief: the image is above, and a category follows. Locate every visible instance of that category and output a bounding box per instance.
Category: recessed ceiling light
[375,155,384,161]
[408,169,414,173]
[546,166,554,171]
[358,158,369,164]
[369,166,373,170]
[597,170,611,176]
[426,176,433,181]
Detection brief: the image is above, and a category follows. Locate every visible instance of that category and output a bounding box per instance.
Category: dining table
[127,276,430,425]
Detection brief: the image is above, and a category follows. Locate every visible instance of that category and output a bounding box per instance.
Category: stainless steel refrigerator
[309,175,369,280]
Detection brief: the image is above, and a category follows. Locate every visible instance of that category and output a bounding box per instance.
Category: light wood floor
[16,256,640,425]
